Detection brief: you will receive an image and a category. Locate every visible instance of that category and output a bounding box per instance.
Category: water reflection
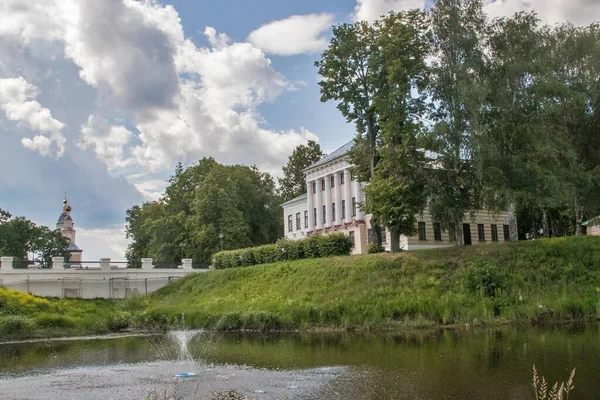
[0,324,598,399]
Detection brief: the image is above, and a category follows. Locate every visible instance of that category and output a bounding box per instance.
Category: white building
[56,198,83,262]
[282,141,517,254]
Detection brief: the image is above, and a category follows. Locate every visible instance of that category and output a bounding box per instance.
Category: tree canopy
[317,3,600,247]
[0,208,70,265]
[125,158,283,266]
[278,140,324,202]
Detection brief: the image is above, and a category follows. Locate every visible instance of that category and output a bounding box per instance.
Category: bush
[106,311,133,331]
[0,315,36,337]
[367,243,385,254]
[212,233,355,269]
[34,314,77,329]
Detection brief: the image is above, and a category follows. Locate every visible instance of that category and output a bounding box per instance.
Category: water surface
[0,324,597,399]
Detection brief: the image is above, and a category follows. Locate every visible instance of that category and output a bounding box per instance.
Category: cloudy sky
[1,0,598,260]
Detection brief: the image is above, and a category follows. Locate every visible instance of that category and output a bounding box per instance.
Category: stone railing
[0,257,196,271]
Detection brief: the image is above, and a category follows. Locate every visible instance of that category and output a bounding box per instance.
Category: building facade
[56,198,83,262]
[282,141,517,254]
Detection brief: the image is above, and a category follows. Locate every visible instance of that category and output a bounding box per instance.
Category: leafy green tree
[363,10,430,252]
[426,0,488,244]
[316,19,387,245]
[0,210,69,264]
[125,159,283,266]
[545,23,600,234]
[30,226,70,267]
[278,141,324,202]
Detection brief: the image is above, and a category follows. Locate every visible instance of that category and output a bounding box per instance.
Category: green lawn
[2,236,599,340]
[142,236,600,330]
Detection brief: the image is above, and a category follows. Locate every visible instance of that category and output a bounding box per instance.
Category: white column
[141,258,154,269]
[344,170,352,223]
[307,181,314,231]
[181,259,193,270]
[315,178,323,229]
[325,174,332,228]
[0,256,13,270]
[51,256,64,269]
[355,178,364,220]
[334,172,341,226]
[100,258,111,271]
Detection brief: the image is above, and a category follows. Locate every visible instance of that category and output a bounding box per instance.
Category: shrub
[318,233,355,257]
[465,262,507,297]
[367,242,385,254]
[106,311,133,331]
[0,315,36,337]
[34,314,77,329]
[212,233,354,269]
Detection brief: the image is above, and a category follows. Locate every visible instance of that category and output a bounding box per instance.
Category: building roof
[280,192,307,207]
[57,212,67,224]
[304,140,353,171]
[66,242,81,252]
[583,216,600,226]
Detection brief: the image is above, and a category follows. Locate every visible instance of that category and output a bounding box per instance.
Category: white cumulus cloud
[0,76,66,156]
[353,0,425,22]
[248,13,335,56]
[78,114,133,171]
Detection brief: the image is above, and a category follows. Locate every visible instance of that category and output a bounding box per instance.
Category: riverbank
[1,236,599,340]
[143,236,600,331]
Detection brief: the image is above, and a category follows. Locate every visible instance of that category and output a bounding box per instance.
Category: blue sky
[0,0,597,260]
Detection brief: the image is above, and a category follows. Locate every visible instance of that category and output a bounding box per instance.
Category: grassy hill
[2,236,599,340]
[141,236,600,331]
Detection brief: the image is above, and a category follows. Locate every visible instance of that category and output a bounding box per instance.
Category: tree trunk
[574,195,584,235]
[454,224,464,246]
[507,202,518,242]
[541,208,550,238]
[373,224,383,247]
[390,229,400,253]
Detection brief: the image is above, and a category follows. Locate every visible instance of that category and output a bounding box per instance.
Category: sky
[1,0,599,261]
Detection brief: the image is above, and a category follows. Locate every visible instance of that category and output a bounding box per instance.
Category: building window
[434,222,442,241]
[418,222,426,241]
[340,172,345,184]
[314,208,317,226]
[296,213,301,230]
[304,211,308,228]
[342,200,346,219]
[350,170,354,181]
[288,215,292,232]
[367,228,373,243]
[491,224,498,242]
[352,197,356,217]
[322,205,326,223]
[381,230,387,243]
[321,179,325,191]
[332,203,336,221]
[349,231,355,245]
[330,176,335,188]
[478,224,485,241]
[503,225,510,241]
[312,182,316,193]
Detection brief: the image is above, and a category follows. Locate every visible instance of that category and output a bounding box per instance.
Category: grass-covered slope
[0,289,129,340]
[144,236,600,330]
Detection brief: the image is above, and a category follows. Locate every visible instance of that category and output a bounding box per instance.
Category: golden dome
[66,205,72,212]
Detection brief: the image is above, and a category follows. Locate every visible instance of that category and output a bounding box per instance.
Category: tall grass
[141,236,600,331]
[533,365,576,400]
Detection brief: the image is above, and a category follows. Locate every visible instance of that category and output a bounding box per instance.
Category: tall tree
[545,23,600,234]
[125,159,283,266]
[363,10,430,252]
[316,20,385,244]
[426,0,488,244]
[278,141,324,202]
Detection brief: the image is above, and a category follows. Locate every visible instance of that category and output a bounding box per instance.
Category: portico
[282,141,517,254]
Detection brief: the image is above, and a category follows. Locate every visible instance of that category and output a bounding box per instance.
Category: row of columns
[306,169,364,231]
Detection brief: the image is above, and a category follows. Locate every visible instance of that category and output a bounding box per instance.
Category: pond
[0,324,598,399]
